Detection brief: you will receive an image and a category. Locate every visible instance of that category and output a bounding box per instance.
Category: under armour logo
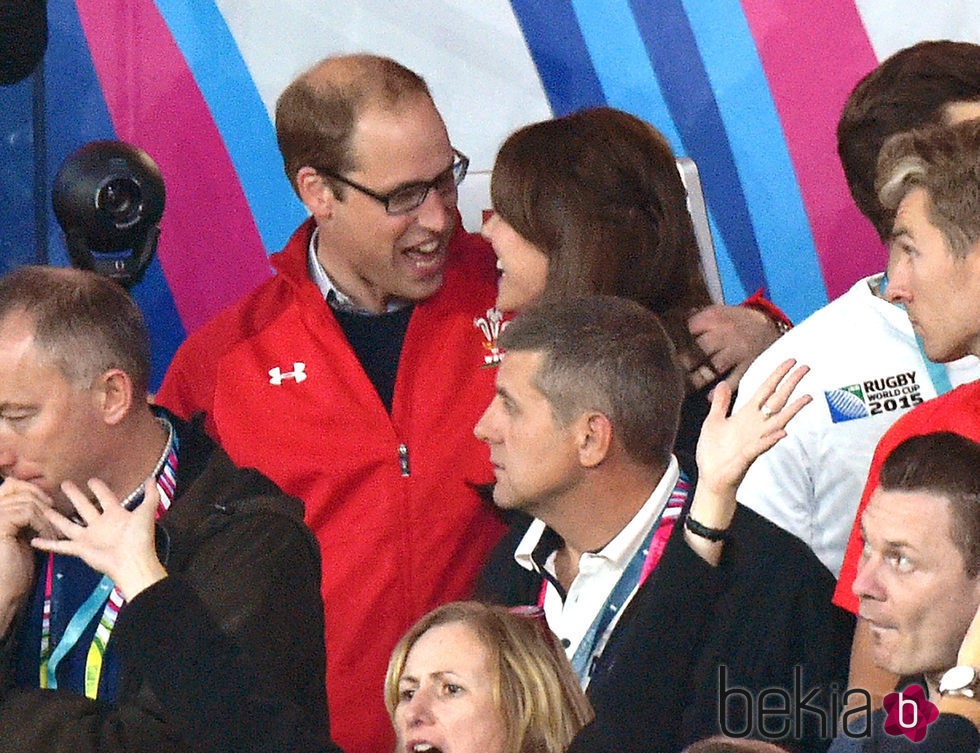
[268,362,307,385]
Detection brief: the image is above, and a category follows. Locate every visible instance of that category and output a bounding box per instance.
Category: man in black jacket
[0,266,341,753]
[475,295,854,753]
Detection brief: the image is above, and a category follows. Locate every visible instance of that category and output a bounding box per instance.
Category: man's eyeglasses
[315,148,469,215]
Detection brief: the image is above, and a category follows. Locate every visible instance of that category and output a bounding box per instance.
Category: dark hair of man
[837,40,980,239]
[275,54,432,198]
[0,265,151,395]
[498,295,683,468]
[876,118,980,259]
[490,106,712,355]
[879,432,980,577]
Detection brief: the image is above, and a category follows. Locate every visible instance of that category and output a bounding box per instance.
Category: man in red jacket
[157,53,789,753]
[157,54,509,753]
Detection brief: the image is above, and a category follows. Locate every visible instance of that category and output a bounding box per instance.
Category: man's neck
[548,490,648,558]
[313,232,394,314]
[550,492,648,592]
[925,671,943,700]
[105,410,171,503]
[544,464,667,590]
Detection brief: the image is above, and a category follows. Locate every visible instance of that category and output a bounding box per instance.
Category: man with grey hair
[476,295,853,753]
[0,266,339,753]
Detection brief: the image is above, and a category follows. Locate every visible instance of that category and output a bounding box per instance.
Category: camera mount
[52,141,165,287]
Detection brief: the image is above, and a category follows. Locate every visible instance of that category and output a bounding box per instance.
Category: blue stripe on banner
[569,0,679,143]
[627,0,767,300]
[679,0,828,319]
[42,0,185,390]
[567,0,740,301]
[130,261,189,393]
[152,0,305,253]
[0,78,39,275]
[507,0,605,114]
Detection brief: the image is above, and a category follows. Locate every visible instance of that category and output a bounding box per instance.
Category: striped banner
[1,0,978,387]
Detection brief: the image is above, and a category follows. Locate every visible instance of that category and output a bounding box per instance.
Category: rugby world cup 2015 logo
[825,372,924,424]
[824,384,868,423]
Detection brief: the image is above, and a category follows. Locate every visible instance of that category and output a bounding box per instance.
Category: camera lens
[96,177,143,228]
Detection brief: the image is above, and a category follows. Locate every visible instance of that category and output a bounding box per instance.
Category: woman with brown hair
[484,106,754,476]
[488,106,711,347]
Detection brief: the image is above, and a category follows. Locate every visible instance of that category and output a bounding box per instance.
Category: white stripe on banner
[855,0,980,61]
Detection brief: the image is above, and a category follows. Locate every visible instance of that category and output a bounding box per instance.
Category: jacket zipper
[398,443,410,477]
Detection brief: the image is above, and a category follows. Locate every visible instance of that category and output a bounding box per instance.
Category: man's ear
[578,412,613,468]
[296,166,336,220]
[94,369,134,426]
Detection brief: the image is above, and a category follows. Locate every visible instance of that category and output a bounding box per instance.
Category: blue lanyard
[880,272,952,396]
[915,333,953,395]
[568,475,689,686]
[40,418,180,696]
[44,577,113,689]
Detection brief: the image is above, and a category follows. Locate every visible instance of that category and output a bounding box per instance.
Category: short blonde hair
[385,601,593,753]
[876,118,980,258]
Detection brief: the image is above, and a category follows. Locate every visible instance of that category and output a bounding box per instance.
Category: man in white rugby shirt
[732,40,980,577]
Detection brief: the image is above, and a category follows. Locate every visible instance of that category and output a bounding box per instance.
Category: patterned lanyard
[538,472,690,686]
[39,420,178,699]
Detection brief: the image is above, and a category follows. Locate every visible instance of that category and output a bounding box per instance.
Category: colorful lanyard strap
[39,420,178,698]
[539,472,690,686]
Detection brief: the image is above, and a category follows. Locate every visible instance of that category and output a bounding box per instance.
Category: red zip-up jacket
[157,218,508,753]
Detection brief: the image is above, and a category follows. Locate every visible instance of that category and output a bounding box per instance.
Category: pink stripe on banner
[741,0,883,299]
[74,1,272,332]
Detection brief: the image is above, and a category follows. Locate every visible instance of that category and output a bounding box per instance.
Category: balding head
[275,54,434,196]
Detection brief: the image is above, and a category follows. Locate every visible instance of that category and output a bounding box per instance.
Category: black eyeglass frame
[315,148,469,215]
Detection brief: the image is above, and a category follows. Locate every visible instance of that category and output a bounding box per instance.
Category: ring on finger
[761,403,774,419]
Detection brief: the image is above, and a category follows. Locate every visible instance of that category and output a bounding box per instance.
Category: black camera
[52,141,165,287]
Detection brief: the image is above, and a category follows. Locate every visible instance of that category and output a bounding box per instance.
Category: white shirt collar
[514,455,681,573]
[306,227,410,314]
